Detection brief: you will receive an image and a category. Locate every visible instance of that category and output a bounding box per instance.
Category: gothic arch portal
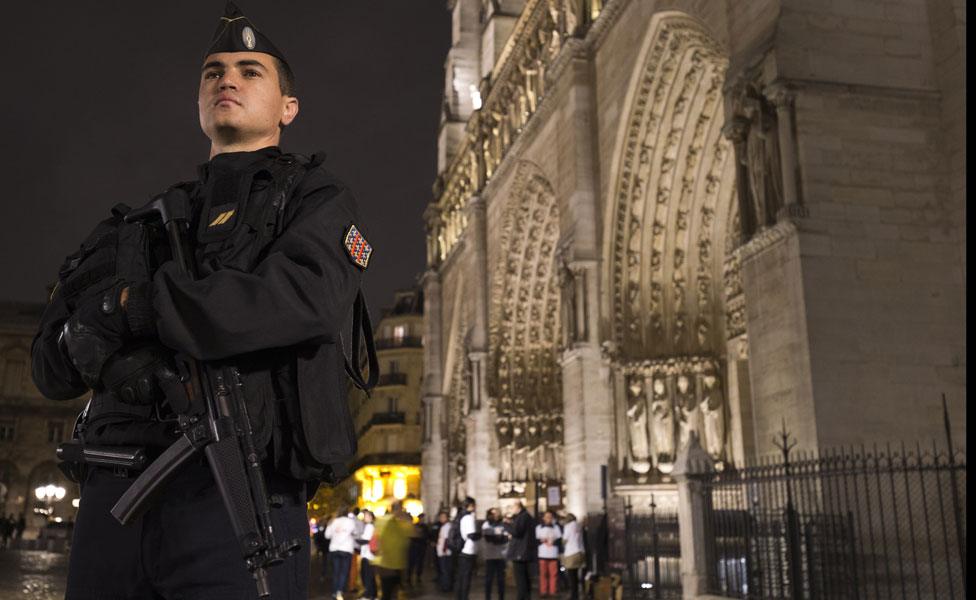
[488,161,563,496]
[602,13,742,478]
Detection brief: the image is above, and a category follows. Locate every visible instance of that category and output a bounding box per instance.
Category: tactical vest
[71,151,377,483]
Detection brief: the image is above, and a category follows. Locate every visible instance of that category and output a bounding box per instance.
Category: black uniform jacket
[31,146,364,479]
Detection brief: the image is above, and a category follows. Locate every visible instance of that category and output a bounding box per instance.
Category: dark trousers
[330,550,353,595]
[513,560,532,600]
[567,567,581,600]
[456,554,476,600]
[408,540,426,583]
[379,570,401,600]
[360,557,377,599]
[485,558,506,600]
[438,555,454,592]
[65,461,309,599]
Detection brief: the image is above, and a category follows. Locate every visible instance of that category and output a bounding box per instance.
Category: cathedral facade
[421,0,966,519]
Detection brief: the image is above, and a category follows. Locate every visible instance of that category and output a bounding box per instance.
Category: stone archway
[603,13,743,480]
[488,161,563,497]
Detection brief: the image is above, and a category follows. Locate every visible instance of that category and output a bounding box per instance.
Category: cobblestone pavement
[0,549,500,600]
[0,549,69,600]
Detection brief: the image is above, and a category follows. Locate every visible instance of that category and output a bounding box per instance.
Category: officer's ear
[281,96,299,128]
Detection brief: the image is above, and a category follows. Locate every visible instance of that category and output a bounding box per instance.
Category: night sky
[1,1,451,319]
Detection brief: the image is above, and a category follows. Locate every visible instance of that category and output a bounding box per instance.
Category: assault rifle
[110,188,299,598]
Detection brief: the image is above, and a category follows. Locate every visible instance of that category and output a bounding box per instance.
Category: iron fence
[701,400,966,599]
[612,498,683,600]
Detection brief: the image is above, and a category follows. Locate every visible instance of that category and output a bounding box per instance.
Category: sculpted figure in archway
[625,376,652,474]
[700,372,726,460]
[731,82,784,231]
[676,372,700,450]
[649,376,675,469]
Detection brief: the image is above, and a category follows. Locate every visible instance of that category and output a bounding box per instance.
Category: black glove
[100,343,186,407]
[60,284,131,387]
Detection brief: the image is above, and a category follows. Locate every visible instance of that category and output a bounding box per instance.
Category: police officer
[30,3,375,598]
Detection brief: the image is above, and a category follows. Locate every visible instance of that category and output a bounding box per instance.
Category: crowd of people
[314,498,593,600]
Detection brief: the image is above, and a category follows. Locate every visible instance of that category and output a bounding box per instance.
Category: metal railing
[609,497,683,599]
[702,398,966,599]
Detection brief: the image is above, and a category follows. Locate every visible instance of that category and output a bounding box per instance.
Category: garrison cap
[205,2,289,65]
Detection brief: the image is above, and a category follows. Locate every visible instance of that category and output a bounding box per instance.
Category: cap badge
[343,225,372,269]
[242,26,256,50]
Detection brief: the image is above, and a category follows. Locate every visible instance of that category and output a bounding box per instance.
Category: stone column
[559,55,613,518]
[421,269,447,514]
[463,195,499,507]
[766,82,808,219]
[673,432,715,600]
[738,222,818,454]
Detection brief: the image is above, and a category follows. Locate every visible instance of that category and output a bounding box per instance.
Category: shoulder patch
[343,225,372,269]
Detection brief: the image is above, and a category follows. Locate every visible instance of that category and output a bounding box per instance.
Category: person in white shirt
[535,510,562,598]
[482,507,511,600]
[456,497,481,600]
[358,510,378,600]
[435,510,454,592]
[560,513,585,600]
[325,508,358,600]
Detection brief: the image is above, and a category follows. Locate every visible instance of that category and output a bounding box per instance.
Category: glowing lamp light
[372,479,384,501]
[403,499,424,518]
[35,484,66,501]
[393,477,407,500]
[71,498,80,508]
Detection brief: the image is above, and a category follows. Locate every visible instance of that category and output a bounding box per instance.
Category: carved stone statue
[734,84,784,231]
[625,376,652,474]
[700,372,725,459]
[649,376,675,469]
[676,373,699,450]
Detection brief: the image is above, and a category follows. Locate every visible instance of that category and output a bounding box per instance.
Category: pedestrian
[372,501,413,600]
[314,526,328,558]
[407,513,428,587]
[13,515,24,541]
[455,497,481,600]
[358,510,378,600]
[326,507,359,600]
[436,510,454,592]
[560,513,585,600]
[349,507,365,596]
[536,510,562,598]
[29,2,378,598]
[482,507,510,600]
[0,514,12,549]
[506,501,537,600]
[429,512,444,583]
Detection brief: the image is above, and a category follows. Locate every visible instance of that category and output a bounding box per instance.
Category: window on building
[48,421,64,444]
[393,325,406,343]
[2,357,25,396]
[388,360,400,374]
[388,397,398,413]
[0,421,14,442]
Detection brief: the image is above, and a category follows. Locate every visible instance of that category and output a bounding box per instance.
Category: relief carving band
[616,355,723,475]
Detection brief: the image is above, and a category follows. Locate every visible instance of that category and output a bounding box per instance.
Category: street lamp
[35,484,65,519]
